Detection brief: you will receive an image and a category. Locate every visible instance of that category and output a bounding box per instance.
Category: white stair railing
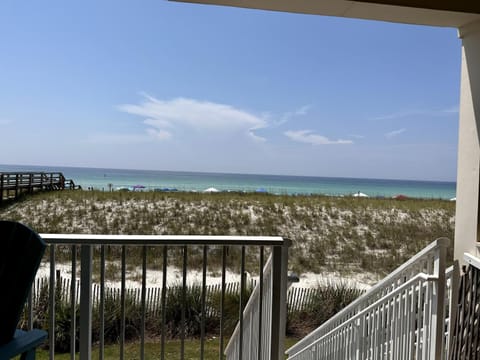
[286,238,450,360]
[225,255,273,360]
[443,263,460,360]
[225,244,290,360]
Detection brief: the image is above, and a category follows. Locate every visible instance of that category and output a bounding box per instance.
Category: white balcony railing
[25,234,290,360]
[286,238,454,360]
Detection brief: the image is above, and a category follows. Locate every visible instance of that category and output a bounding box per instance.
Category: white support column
[455,20,480,264]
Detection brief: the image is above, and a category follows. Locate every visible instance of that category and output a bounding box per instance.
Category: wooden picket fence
[30,276,326,315]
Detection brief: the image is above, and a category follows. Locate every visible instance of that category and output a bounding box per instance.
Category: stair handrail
[286,237,449,358]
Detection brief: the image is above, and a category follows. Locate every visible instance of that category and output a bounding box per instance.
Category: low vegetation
[24,277,359,352]
[1,190,455,276]
[36,337,300,360]
[22,281,251,352]
[3,190,454,353]
[288,281,364,337]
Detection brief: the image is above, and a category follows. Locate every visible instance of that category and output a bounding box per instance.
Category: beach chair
[0,221,47,359]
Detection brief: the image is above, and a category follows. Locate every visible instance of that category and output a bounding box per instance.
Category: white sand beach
[36,262,374,290]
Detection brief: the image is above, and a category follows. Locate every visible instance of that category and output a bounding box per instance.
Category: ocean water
[0,164,456,200]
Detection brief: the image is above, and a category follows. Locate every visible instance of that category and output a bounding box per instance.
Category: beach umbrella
[393,194,408,200]
[256,188,267,193]
[133,184,146,191]
[159,187,178,192]
[353,192,368,198]
[203,187,219,193]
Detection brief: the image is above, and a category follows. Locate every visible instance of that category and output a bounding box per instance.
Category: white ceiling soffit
[171,0,480,28]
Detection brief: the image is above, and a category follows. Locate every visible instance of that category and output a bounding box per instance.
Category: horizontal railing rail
[41,234,286,246]
[27,234,290,360]
[286,238,449,360]
[464,252,480,270]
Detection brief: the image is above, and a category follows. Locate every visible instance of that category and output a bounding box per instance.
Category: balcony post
[270,242,289,360]
[455,20,480,265]
[80,245,92,360]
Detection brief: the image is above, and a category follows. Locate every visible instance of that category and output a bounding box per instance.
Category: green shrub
[287,281,364,337]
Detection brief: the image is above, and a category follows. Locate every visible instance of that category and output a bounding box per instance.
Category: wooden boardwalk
[0,172,80,202]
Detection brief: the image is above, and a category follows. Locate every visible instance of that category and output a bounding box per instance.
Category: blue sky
[0,0,461,181]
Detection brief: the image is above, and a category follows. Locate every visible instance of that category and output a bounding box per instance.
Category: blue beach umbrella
[256,188,267,193]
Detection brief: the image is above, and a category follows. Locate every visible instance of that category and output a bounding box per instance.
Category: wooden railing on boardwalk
[0,172,80,202]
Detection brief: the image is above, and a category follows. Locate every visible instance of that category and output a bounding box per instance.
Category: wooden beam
[172,0,480,28]
[351,0,480,15]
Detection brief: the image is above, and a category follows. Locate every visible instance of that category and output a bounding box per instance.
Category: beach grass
[24,274,357,353]
[0,190,455,277]
[35,337,300,360]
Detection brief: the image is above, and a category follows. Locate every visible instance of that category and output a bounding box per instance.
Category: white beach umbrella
[203,187,219,193]
[353,192,369,198]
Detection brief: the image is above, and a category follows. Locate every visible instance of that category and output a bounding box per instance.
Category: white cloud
[295,105,311,116]
[284,130,353,145]
[372,107,458,121]
[87,132,154,145]
[118,95,267,141]
[385,128,406,139]
[274,105,311,126]
[442,106,459,114]
[372,111,416,121]
[146,128,172,140]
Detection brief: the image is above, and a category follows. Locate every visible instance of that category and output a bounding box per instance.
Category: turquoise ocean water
[0,164,456,200]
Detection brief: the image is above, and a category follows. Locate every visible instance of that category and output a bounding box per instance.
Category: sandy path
[36,262,373,290]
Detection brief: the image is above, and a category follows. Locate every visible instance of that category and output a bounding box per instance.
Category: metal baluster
[79,245,92,360]
[200,245,208,360]
[141,246,147,360]
[161,246,168,360]
[258,246,264,360]
[49,245,56,360]
[100,246,105,360]
[120,246,126,360]
[239,246,245,360]
[70,245,77,360]
[219,246,227,360]
[181,246,187,360]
